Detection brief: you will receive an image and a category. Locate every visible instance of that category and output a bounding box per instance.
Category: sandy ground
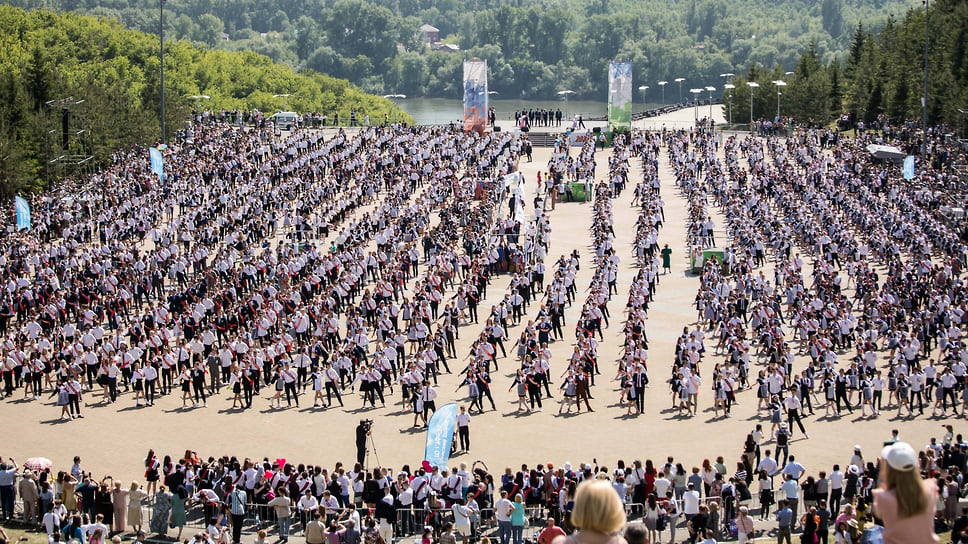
[5,107,946,486]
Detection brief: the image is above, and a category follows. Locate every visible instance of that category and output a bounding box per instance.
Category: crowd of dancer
[0,119,569,421]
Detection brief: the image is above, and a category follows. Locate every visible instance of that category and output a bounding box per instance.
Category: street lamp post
[705,86,716,120]
[675,78,686,104]
[772,80,787,120]
[719,74,734,125]
[188,95,210,118]
[160,0,166,144]
[557,89,575,119]
[657,81,667,105]
[747,81,760,129]
[273,93,293,110]
[638,85,649,111]
[690,88,702,120]
[922,0,929,155]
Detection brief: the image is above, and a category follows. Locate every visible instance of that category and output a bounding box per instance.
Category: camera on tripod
[361,418,373,432]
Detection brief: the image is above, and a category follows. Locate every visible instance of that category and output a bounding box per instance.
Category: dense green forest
[6,0,919,100]
[0,6,404,195]
[729,0,968,127]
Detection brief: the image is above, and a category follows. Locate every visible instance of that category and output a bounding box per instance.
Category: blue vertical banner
[14,196,30,231]
[463,60,488,134]
[149,146,165,181]
[424,402,458,468]
[903,155,915,180]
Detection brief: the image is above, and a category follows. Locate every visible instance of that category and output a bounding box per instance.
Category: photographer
[357,420,372,466]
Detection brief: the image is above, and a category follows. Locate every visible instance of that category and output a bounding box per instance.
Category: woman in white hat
[872,442,938,543]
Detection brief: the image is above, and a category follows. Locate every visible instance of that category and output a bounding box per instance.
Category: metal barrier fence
[11,487,808,540]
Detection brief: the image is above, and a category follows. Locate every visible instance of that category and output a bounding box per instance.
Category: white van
[269,111,299,130]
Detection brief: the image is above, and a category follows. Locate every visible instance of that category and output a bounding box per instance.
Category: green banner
[608,61,632,131]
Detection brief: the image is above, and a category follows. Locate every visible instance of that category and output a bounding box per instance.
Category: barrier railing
[8,487,838,540]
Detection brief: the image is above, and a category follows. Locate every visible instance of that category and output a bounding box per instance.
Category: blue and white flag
[903,155,915,180]
[424,402,458,469]
[14,196,30,231]
[149,147,165,180]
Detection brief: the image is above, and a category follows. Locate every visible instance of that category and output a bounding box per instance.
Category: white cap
[854,445,862,451]
[881,441,918,472]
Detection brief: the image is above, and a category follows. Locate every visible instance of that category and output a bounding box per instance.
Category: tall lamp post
[772,80,787,120]
[746,81,760,129]
[557,89,575,119]
[160,0,166,144]
[675,78,686,103]
[922,0,929,155]
[690,88,702,120]
[719,74,734,123]
[638,85,649,109]
[705,86,716,120]
[188,95,210,117]
[657,81,667,105]
[273,93,293,110]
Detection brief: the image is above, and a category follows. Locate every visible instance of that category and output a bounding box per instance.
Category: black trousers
[68,393,81,415]
[910,391,925,412]
[145,380,156,403]
[528,385,542,409]
[835,390,852,413]
[193,380,207,403]
[232,513,245,544]
[458,425,470,450]
[326,383,343,406]
[786,409,806,435]
[284,382,299,406]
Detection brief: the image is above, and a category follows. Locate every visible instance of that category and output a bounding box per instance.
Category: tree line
[0,6,405,195]
[726,0,967,129]
[4,0,918,100]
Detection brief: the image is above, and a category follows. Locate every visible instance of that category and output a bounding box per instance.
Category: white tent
[866,144,905,162]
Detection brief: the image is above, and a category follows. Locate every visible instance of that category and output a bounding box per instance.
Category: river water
[396,97,664,126]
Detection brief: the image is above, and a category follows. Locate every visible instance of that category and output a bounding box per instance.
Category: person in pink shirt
[872,442,939,544]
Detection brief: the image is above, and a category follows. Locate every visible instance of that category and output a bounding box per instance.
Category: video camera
[360,419,373,432]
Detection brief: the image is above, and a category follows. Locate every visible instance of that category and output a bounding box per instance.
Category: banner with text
[608,62,632,131]
[463,60,488,134]
[424,402,458,468]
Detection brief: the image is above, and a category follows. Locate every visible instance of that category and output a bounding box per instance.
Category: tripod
[365,433,381,469]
